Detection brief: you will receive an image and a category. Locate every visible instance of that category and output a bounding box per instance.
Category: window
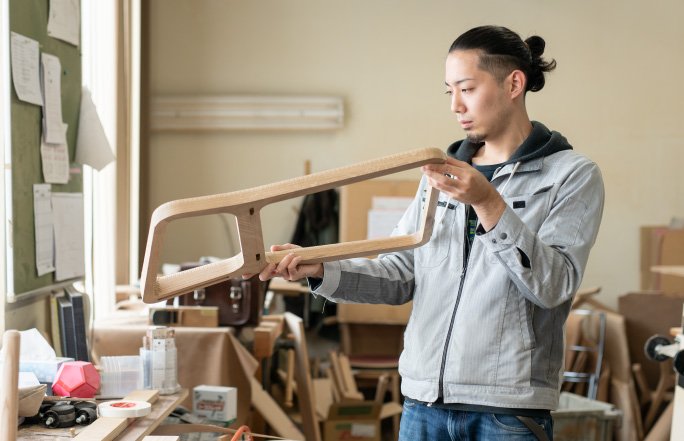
[82,0,140,319]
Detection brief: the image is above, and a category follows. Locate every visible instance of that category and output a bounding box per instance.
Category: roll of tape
[98,400,152,418]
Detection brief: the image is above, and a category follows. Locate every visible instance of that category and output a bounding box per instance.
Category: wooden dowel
[1,330,20,441]
[284,349,295,408]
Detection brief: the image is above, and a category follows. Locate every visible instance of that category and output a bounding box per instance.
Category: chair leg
[644,362,676,431]
[391,373,401,441]
[374,374,390,403]
[392,413,400,441]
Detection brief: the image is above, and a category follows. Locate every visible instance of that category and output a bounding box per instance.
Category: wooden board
[250,377,304,440]
[284,312,321,441]
[69,389,186,441]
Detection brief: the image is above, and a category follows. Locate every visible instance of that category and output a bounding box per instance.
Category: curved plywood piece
[141,147,446,303]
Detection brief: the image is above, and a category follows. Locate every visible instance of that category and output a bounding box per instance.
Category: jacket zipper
[436,204,472,401]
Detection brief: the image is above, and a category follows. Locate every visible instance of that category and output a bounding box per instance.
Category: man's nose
[451,94,464,114]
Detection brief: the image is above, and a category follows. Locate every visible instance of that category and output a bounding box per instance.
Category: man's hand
[422,157,506,231]
[251,243,324,282]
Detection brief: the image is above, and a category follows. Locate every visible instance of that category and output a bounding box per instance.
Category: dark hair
[448,25,556,93]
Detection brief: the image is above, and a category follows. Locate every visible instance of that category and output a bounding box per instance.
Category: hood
[446,121,572,165]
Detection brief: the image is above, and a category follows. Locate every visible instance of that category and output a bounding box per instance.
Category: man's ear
[508,70,526,99]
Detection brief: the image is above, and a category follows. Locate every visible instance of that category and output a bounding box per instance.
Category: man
[259,25,604,440]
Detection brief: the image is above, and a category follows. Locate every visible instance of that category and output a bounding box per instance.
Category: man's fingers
[258,263,276,281]
[271,243,298,252]
[277,252,298,274]
[258,243,310,281]
[444,157,469,168]
[261,243,323,281]
[286,256,304,281]
[423,164,464,181]
[425,169,462,189]
[423,157,469,172]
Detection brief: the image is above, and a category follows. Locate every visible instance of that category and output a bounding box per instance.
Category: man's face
[444,50,513,144]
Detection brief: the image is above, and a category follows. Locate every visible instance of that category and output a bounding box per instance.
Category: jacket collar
[492,157,544,181]
[447,121,572,167]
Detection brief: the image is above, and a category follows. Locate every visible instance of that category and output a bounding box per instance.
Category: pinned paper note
[33,184,55,277]
[10,32,42,106]
[75,88,115,170]
[47,0,80,46]
[41,124,70,184]
[52,192,85,281]
[41,53,67,145]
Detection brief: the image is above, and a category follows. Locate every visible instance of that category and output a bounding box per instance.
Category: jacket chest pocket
[416,202,458,268]
[503,186,554,233]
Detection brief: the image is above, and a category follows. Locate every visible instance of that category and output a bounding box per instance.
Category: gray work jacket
[313,148,605,410]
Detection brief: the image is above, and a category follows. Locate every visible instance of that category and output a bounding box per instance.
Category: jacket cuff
[476,205,525,252]
[310,261,341,295]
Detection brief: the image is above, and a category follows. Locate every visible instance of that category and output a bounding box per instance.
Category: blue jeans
[399,399,554,440]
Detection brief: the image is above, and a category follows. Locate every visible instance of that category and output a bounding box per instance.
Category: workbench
[17,389,188,441]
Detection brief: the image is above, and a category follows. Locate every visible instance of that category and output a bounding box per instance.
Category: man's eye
[444,90,452,95]
[461,88,472,93]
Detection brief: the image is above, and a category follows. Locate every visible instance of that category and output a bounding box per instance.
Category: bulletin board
[7,0,82,298]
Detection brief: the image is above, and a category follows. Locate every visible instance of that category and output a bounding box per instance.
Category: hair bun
[525,35,546,59]
[523,35,556,92]
[449,26,556,93]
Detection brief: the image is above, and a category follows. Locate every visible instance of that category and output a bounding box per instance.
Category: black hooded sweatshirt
[444,120,574,251]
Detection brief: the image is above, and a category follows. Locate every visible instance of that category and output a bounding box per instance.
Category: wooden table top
[17,389,188,441]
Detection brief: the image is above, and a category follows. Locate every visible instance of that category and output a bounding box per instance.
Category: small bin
[98,355,141,398]
[552,392,622,441]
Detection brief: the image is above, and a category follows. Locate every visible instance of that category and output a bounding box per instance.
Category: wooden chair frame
[141,147,446,303]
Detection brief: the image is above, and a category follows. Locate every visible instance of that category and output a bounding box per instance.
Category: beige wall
[4,299,50,336]
[145,0,684,308]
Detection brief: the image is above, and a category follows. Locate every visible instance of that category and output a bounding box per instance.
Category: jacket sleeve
[310,180,430,305]
[477,160,605,309]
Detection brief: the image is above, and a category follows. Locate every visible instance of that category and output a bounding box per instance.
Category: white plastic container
[98,355,141,398]
[139,327,180,395]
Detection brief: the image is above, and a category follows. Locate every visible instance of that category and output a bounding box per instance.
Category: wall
[145,0,684,308]
[4,299,50,335]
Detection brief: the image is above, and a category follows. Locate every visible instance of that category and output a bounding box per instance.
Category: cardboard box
[192,384,237,423]
[149,306,219,327]
[337,303,411,325]
[324,402,382,441]
[618,292,684,389]
[640,226,684,294]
